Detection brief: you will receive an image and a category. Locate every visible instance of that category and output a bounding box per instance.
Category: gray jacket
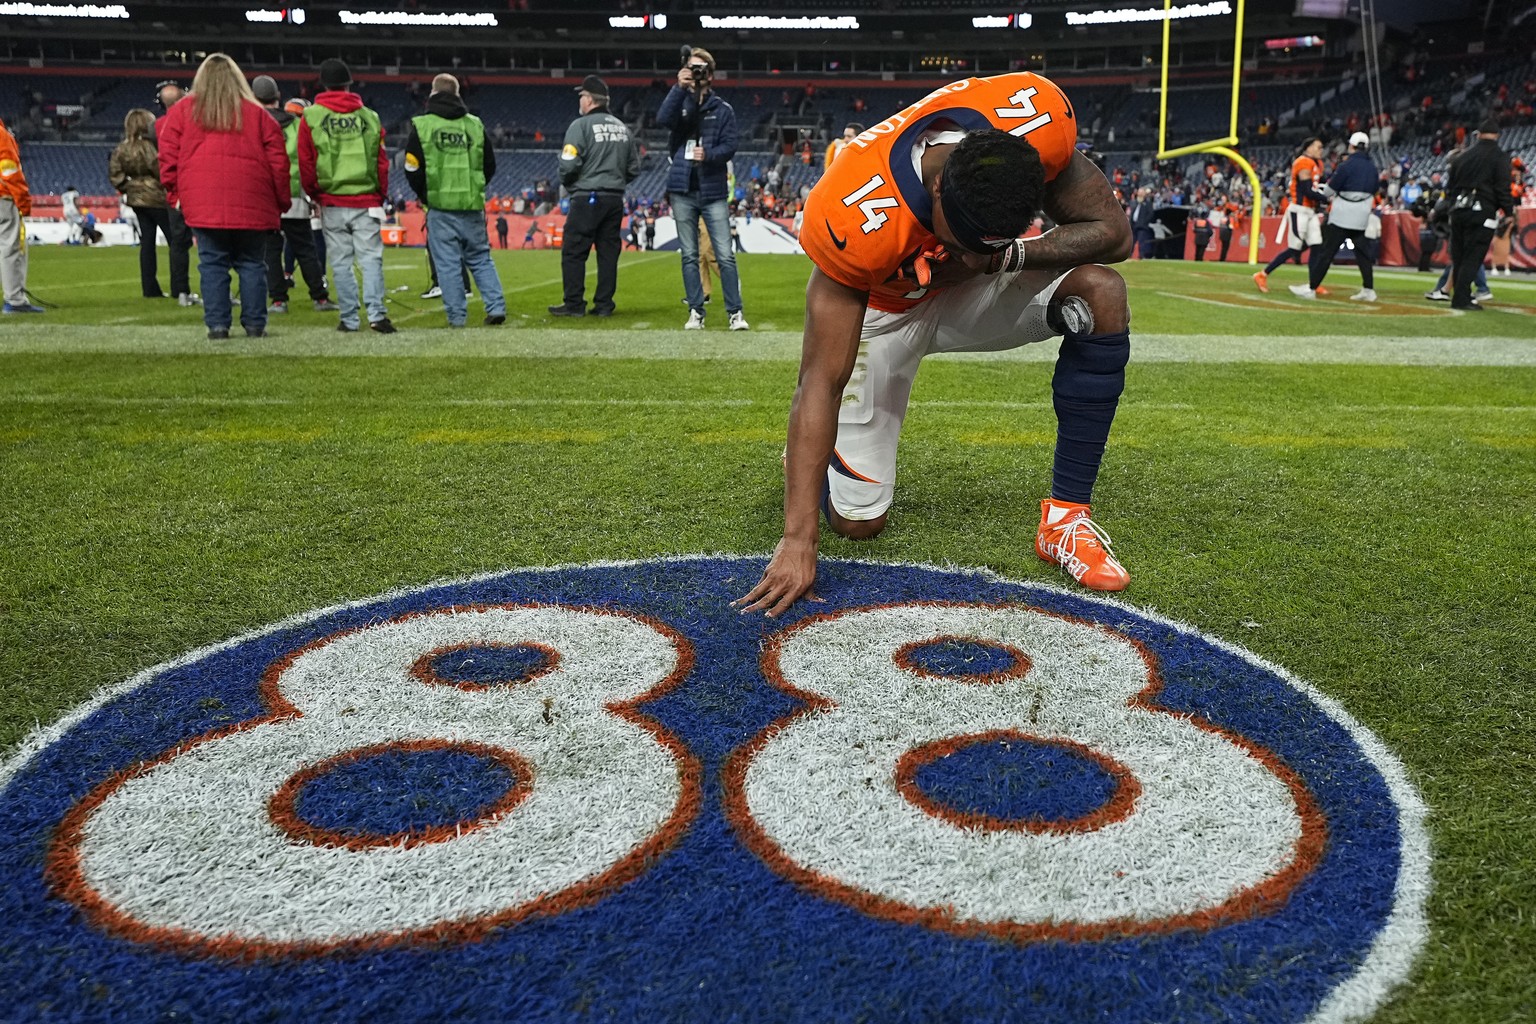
[559,106,640,193]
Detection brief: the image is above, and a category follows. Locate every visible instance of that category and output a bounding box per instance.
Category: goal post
[1156,0,1263,263]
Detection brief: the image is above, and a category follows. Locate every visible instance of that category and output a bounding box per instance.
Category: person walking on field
[0,113,42,314]
[496,213,509,249]
[1446,119,1515,311]
[403,73,507,328]
[549,74,639,317]
[157,53,290,340]
[299,58,395,333]
[109,109,173,299]
[250,77,336,315]
[1289,132,1381,302]
[1254,137,1326,294]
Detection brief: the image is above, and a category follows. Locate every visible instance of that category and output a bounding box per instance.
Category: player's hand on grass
[734,538,823,618]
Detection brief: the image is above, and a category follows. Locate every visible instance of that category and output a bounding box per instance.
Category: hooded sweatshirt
[403,89,497,206]
[297,89,388,208]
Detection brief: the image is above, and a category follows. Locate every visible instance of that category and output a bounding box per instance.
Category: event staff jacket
[404,91,497,211]
[0,118,30,215]
[298,90,388,208]
[1447,138,1516,219]
[558,104,639,194]
[656,87,737,202]
[1319,150,1380,231]
[263,106,312,219]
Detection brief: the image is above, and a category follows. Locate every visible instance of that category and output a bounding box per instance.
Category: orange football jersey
[802,73,1078,313]
[1289,155,1323,209]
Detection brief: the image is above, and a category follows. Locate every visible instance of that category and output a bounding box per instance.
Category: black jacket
[1446,138,1514,217]
[403,91,497,203]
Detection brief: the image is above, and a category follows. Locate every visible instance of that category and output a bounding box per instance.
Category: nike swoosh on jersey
[826,220,847,250]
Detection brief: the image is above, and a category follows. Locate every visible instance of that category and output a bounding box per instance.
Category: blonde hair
[121,108,155,143]
[189,53,255,132]
[432,73,459,95]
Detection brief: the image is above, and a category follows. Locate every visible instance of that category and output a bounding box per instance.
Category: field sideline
[2,246,1534,1023]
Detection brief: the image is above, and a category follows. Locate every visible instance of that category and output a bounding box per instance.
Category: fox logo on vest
[319,113,365,136]
[0,557,1428,1023]
[431,128,471,151]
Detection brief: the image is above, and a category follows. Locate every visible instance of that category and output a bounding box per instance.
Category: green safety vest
[282,117,301,198]
[411,112,486,211]
[302,103,382,196]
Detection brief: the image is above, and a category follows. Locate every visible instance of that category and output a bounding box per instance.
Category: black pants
[1308,222,1373,290]
[166,206,192,297]
[130,205,170,297]
[561,192,625,313]
[1218,226,1233,261]
[266,218,328,303]
[1448,208,1497,307]
[1193,229,1212,260]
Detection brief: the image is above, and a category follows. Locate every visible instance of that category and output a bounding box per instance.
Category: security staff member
[404,73,507,328]
[1446,118,1514,310]
[550,74,639,317]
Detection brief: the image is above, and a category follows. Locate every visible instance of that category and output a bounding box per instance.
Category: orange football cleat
[1036,500,1130,592]
[1252,270,1269,293]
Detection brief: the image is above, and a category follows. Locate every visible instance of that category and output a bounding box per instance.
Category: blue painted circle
[0,557,1421,1024]
[901,637,1022,678]
[292,746,521,840]
[424,643,555,687]
[909,735,1118,827]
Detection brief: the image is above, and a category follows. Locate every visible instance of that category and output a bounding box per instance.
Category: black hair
[939,128,1045,251]
[1299,136,1321,152]
[846,122,864,134]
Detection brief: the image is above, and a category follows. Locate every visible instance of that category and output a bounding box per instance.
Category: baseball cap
[575,74,609,98]
[251,76,281,103]
[1349,131,1370,148]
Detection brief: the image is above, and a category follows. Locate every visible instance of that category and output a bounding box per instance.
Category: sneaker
[1,302,44,314]
[177,292,202,307]
[1349,288,1377,302]
[370,318,397,334]
[1451,300,1485,311]
[1314,285,1330,297]
[245,327,266,338]
[1035,500,1129,592]
[484,313,506,326]
[1288,284,1317,299]
[313,299,339,312]
[268,300,289,314]
[1424,288,1450,301]
[337,322,358,333]
[547,304,586,317]
[207,328,229,340]
[1252,270,1268,293]
[684,309,706,330]
[420,285,442,299]
[1474,289,1494,302]
[729,311,750,331]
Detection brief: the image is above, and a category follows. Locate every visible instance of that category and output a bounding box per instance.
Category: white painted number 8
[726,604,1323,941]
[53,606,698,954]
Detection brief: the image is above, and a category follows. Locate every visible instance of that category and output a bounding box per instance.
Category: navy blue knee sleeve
[1050,329,1129,504]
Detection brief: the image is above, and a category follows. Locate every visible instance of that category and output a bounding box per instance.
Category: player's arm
[735,267,869,617]
[1016,152,1133,268]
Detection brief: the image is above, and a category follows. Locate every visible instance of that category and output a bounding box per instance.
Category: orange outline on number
[45,604,702,961]
[721,601,1329,944]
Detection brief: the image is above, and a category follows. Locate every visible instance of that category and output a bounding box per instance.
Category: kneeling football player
[737,72,1134,616]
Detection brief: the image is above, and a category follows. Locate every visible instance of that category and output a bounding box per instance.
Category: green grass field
[3,245,1534,1022]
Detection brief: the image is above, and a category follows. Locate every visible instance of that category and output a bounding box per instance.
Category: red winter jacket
[298,90,389,208]
[158,96,290,230]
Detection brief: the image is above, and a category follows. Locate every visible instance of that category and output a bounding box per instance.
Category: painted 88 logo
[0,558,1427,1024]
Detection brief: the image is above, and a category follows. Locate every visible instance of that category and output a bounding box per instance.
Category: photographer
[656,47,748,331]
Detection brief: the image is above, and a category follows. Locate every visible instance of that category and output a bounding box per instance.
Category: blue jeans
[426,208,506,325]
[194,227,268,332]
[669,191,742,315]
[1434,261,1487,292]
[321,206,387,328]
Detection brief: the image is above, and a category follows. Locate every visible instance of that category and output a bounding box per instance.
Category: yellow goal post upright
[1155,0,1263,263]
